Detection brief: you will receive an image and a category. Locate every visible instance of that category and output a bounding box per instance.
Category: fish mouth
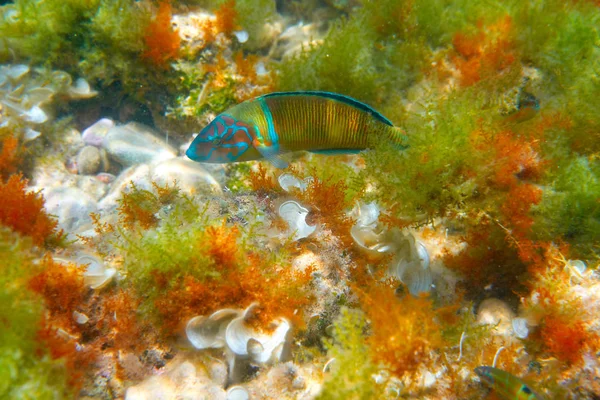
[474,367,494,385]
[185,145,211,162]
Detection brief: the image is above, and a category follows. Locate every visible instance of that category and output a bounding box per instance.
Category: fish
[505,91,540,124]
[185,91,408,169]
[474,366,545,400]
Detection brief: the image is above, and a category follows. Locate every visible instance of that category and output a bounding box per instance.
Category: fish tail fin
[386,126,409,150]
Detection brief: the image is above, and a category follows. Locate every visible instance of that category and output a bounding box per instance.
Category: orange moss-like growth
[28,255,86,331]
[452,16,516,86]
[248,164,279,193]
[521,244,599,365]
[214,0,239,37]
[143,1,181,66]
[0,135,21,180]
[235,51,258,81]
[541,316,589,364]
[0,174,60,246]
[298,174,355,248]
[118,182,180,229]
[29,256,94,387]
[205,222,241,269]
[501,183,543,235]
[153,223,314,334]
[101,290,147,353]
[357,282,442,378]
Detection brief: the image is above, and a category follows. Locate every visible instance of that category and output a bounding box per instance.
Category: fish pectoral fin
[309,149,363,155]
[255,144,289,169]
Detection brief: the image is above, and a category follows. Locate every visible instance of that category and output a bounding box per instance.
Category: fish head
[186,114,257,163]
[474,366,495,386]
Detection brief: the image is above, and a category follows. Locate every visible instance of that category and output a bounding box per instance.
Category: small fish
[186,91,408,169]
[475,366,545,400]
[506,91,540,124]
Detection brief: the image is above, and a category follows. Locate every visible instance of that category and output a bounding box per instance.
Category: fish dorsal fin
[260,91,394,127]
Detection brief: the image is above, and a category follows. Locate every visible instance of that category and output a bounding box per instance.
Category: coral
[142,1,181,66]
[0,174,62,246]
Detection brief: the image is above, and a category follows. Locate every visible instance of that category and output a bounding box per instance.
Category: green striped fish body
[475,366,545,400]
[185,91,407,168]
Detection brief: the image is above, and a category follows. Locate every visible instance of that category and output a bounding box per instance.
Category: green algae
[536,157,600,258]
[318,308,383,400]
[0,228,71,399]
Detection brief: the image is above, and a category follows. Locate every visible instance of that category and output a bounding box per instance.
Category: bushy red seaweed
[143,1,181,66]
[0,174,61,246]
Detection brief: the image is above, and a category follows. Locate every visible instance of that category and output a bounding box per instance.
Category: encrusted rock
[77,145,102,175]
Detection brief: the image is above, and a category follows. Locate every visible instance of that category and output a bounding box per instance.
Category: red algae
[0,135,21,180]
[452,16,516,87]
[0,174,61,246]
[298,174,356,248]
[143,1,181,66]
[214,0,239,37]
[28,255,85,332]
[356,281,442,380]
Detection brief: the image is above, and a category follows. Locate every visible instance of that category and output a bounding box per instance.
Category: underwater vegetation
[0,0,599,399]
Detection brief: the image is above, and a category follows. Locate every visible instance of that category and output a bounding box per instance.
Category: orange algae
[298,174,355,248]
[248,163,279,193]
[521,245,599,365]
[452,17,516,87]
[0,174,61,246]
[153,223,314,334]
[28,256,94,387]
[205,222,241,269]
[541,316,589,365]
[357,282,442,379]
[0,135,21,180]
[143,1,181,66]
[118,182,179,229]
[101,290,147,354]
[28,255,85,332]
[214,0,239,37]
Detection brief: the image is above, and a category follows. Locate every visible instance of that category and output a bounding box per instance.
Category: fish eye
[521,386,532,394]
[212,137,223,146]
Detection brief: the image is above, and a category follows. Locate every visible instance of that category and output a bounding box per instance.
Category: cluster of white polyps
[186,303,291,384]
[350,202,432,295]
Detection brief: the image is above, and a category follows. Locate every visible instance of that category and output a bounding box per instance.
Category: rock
[76,175,108,201]
[103,122,176,167]
[77,145,102,175]
[82,118,115,147]
[98,158,222,212]
[125,360,226,400]
[477,298,516,335]
[151,157,222,194]
[43,187,97,232]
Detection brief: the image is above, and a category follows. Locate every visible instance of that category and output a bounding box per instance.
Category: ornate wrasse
[475,366,545,400]
[185,91,408,168]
